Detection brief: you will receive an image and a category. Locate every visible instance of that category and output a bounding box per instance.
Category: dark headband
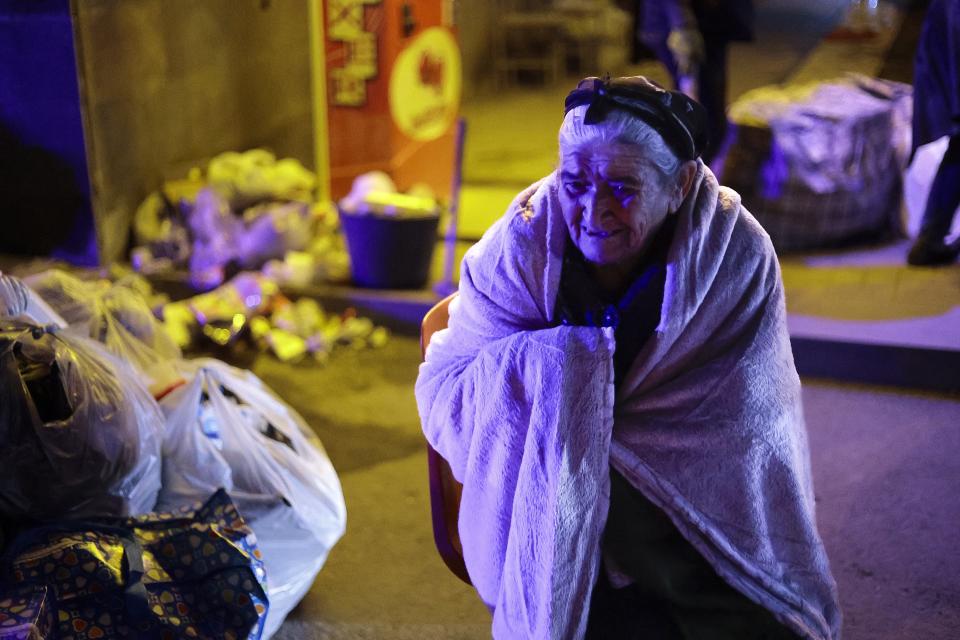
[564,76,708,161]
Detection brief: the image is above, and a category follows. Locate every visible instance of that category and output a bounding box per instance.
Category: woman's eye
[611,183,635,201]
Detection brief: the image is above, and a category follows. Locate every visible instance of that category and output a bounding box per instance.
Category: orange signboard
[314,0,460,201]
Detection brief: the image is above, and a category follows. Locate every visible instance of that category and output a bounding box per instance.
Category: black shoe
[907,237,960,266]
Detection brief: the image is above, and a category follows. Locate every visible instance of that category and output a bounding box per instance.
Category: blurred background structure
[1,0,958,638]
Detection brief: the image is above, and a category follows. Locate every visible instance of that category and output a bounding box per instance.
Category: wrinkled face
[558,139,680,270]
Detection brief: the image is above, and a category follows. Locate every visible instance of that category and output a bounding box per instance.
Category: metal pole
[309,0,332,204]
[435,117,467,297]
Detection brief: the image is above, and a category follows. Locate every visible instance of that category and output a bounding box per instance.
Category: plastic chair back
[420,293,470,585]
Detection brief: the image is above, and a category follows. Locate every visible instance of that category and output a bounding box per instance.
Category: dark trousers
[584,472,800,640]
[919,134,960,241]
[696,37,729,165]
[585,570,800,640]
[651,36,730,165]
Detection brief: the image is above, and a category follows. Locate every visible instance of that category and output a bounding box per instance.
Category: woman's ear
[670,160,698,211]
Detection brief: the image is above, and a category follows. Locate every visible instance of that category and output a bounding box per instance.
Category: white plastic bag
[208,149,316,207]
[0,272,67,327]
[903,136,960,241]
[24,270,183,396]
[157,358,347,639]
[0,322,163,520]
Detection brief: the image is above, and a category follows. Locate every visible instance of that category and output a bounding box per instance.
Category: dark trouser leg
[651,36,728,165]
[697,37,729,165]
[918,134,960,240]
[585,572,682,639]
[908,134,960,265]
[651,39,680,80]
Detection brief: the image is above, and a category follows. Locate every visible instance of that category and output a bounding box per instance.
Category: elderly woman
[416,77,841,639]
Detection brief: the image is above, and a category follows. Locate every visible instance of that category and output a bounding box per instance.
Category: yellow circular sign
[389,27,462,142]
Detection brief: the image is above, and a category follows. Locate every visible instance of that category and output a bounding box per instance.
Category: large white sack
[157,358,347,639]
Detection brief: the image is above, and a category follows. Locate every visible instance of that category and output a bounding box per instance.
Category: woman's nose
[584,187,615,225]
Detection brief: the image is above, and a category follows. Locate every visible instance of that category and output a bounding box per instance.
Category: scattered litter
[157,272,390,362]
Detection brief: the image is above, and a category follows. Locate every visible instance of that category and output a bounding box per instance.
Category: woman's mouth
[583,227,623,239]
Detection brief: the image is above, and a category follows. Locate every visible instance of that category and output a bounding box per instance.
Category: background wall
[455,0,497,99]
[73,0,313,264]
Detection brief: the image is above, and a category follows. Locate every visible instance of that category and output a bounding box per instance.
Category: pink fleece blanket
[416,162,841,639]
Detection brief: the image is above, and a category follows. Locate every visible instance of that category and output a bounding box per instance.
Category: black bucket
[340,210,440,289]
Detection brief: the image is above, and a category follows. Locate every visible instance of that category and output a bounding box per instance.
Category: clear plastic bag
[24,270,183,396]
[0,322,164,520]
[157,358,347,639]
[0,272,67,327]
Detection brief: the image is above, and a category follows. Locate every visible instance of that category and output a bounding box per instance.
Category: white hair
[558,105,682,178]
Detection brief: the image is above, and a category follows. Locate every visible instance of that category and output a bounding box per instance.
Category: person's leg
[651,39,681,82]
[697,37,729,165]
[671,598,800,640]
[585,571,683,638]
[909,134,960,265]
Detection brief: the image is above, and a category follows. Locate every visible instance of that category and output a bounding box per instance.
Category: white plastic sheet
[157,358,347,639]
[725,78,909,249]
[769,83,897,194]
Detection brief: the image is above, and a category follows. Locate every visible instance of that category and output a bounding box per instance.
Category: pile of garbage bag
[131,157,448,293]
[24,269,183,396]
[131,149,350,290]
[0,270,348,638]
[723,75,912,250]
